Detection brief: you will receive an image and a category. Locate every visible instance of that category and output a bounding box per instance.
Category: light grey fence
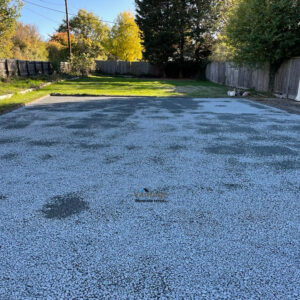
[0,59,53,78]
[95,60,161,77]
[206,57,300,100]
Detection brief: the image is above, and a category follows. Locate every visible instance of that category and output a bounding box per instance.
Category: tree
[135,0,178,66]
[58,9,110,60]
[47,32,76,70]
[224,0,300,91]
[108,11,143,62]
[135,0,221,76]
[0,0,21,58]
[12,22,48,60]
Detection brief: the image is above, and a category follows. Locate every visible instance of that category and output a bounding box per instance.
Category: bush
[71,54,96,76]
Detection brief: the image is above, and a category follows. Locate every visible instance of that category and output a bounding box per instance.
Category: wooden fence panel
[18,60,28,76]
[95,60,160,77]
[0,59,52,78]
[35,61,43,74]
[0,59,6,77]
[6,60,18,76]
[206,58,300,100]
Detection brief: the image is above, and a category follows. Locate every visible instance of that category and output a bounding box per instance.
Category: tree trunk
[268,63,280,93]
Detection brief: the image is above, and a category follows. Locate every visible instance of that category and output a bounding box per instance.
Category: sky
[20,0,136,40]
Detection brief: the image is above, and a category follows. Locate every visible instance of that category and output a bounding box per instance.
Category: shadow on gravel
[41,193,89,219]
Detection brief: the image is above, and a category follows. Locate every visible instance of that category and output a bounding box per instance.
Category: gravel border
[247,96,300,115]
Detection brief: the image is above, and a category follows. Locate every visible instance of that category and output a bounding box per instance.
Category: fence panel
[0,59,52,78]
[0,59,6,77]
[18,60,28,76]
[206,58,300,100]
[95,60,160,77]
[6,60,18,76]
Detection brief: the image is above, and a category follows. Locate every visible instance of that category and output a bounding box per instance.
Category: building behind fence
[0,59,53,78]
[206,57,300,100]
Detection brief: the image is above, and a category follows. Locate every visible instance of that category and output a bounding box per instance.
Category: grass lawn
[0,75,229,114]
[0,76,53,95]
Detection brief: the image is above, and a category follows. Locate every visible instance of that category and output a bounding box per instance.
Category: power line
[23,0,77,16]
[23,0,122,25]
[23,6,62,25]
[33,0,78,16]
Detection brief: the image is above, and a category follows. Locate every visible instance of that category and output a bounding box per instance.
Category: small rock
[227,90,236,97]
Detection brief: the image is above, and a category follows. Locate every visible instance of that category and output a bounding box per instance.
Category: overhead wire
[23,0,126,26]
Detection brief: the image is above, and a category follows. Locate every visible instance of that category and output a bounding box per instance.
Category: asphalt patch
[105,155,123,164]
[40,154,53,161]
[41,193,89,219]
[3,121,32,130]
[0,138,20,144]
[1,153,19,160]
[79,143,110,150]
[268,160,300,170]
[125,145,142,151]
[29,140,60,147]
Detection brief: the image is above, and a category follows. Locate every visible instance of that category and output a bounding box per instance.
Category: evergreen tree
[135,0,221,74]
[135,0,178,66]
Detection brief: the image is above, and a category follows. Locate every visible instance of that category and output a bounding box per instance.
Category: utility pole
[64,0,72,61]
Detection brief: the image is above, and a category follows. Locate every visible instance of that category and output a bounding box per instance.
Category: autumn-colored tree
[58,9,110,59]
[11,22,48,60]
[108,11,143,62]
[0,0,21,58]
[47,32,77,69]
[57,9,110,74]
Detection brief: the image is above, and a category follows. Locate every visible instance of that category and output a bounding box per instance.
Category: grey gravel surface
[0,96,299,299]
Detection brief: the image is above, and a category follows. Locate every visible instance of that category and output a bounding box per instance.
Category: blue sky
[20,0,136,40]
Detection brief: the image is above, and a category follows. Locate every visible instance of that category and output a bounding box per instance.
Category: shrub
[71,54,96,76]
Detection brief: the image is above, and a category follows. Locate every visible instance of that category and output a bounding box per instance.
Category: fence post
[26,61,29,76]
[33,61,37,75]
[285,59,293,99]
[5,59,9,77]
[16,60,21,76]
[41,61,44,75]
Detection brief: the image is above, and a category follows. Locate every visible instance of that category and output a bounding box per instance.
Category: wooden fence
[95,60,161,77]
[205,57,300,100]
[0,59,53,78]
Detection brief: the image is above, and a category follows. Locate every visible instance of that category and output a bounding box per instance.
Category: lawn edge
[49,93,229,98]
[0,94,50,116]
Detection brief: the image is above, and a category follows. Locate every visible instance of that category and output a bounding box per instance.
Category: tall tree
[58,9,110,59]
[108,11,143,62]
[135,0,178,66]
[224,0,300,91]
[12,22,48,60]
[135,0,220,69]
[0,0,21,58]
[47,32,77,69]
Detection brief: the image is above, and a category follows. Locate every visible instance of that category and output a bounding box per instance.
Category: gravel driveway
[0,96,299,299]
